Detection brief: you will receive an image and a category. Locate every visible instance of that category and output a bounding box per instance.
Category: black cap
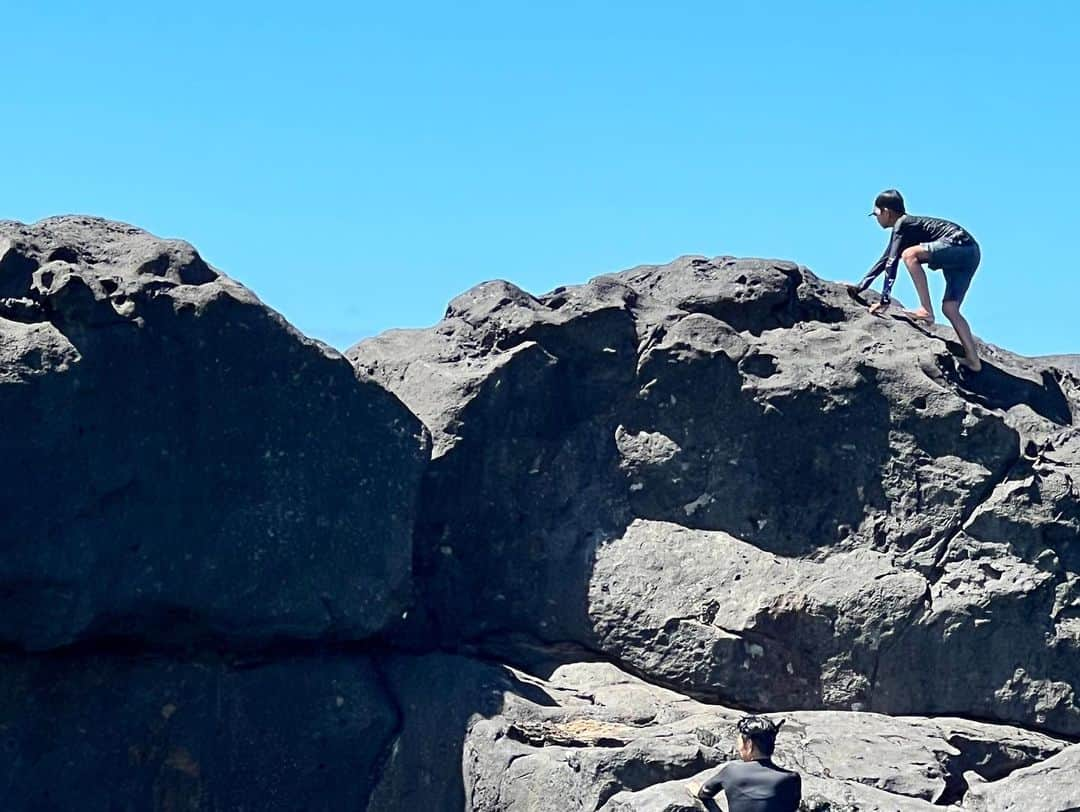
[869,189,905,216]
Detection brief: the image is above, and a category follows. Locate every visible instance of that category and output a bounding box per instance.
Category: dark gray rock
[351,275,643,646]
[964,744,1080,811]
[587,519,928,710]
[1038,354,1080,378]
[0,216,429,649]
[0,651,397,811]
[7,216,1078,811]
[368,653,530,812]
[349,254,1080,735]
[459,659,1066,811]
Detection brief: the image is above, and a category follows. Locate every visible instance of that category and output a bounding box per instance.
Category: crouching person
[687,715,801,811]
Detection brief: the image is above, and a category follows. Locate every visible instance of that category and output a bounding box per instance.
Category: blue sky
[3,2,1077,356]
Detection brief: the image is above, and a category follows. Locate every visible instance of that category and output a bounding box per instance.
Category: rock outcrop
[4,218,1078,810]
[457,658,1068,811]
[0,217,429,649]
[349,255,1080,737]
[964,744,1080,811]
[0,650,398,810]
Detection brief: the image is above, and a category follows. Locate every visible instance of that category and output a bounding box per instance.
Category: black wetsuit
[698,759,801,812]
[858,214,977,305]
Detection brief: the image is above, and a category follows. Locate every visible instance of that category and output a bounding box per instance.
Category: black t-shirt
[699,759,801,812]
[859,214,976,304]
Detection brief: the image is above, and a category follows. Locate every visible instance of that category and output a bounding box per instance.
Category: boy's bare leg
[902,247,935,322]
[942,300,982,371]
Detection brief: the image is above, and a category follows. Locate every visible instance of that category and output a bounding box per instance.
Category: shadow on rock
[934,354,1072,427]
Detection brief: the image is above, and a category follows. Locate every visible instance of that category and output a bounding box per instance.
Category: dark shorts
[921,239,981,304]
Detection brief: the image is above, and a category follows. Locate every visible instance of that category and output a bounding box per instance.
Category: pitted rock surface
[349,254,1080,735]
[0,216,429,649]
[453,658,1068,811]
[963,744,1080,811]
[4,218,1079,810]
[0,650,397,810]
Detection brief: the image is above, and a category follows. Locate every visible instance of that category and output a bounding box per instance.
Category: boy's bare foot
[958,356,982,372]
[902,308,935,324]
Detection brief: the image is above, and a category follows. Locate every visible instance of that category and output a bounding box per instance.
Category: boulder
[0,216,429,649]
[457,658,1067,811]
[349,255,1080,734]
[963,744,1080,811]
[367,652,527,812]
[0,651,397,810]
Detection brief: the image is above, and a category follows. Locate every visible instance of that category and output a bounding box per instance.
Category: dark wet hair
[874,188,906,215]
[737,715,784,756]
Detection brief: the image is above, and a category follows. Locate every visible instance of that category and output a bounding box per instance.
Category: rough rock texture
[964,744,1080,811]
[5,218,1079,810]
[0,651,397,810]
[0,217,429,650]
[1039,354,1080,378]
[367,652,523,812]
[349,255,1080,736]
[453,658,1068,811]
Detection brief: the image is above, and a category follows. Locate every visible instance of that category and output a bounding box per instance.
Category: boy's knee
[902,246,927,264]
[941,300,961,318]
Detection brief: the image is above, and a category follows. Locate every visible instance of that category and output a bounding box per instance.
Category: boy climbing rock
[854,189,983,371]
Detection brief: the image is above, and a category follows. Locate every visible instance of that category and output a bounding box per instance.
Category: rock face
[349,255,1080,736]
[453,657,1068,811]
[10,646,1066,812]
[0,651,398,810]
[4,218,1080,811]
[964,744,1080,811]
[0,217,429,649]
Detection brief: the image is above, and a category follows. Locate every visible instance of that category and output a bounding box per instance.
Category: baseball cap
[868,189,906,216]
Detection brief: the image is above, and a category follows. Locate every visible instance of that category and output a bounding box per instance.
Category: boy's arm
[857,250,888,291]
[878,226,905,305]
[698,765,727,799]
[686,764,727,804]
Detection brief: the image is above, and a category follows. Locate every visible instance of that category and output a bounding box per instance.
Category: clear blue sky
[3,2,1077,356]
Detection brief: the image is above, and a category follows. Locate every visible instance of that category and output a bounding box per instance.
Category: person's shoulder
[760,760,799,779]
[717,759,749,777]
[778,766,801,786]
[763,759,798,773]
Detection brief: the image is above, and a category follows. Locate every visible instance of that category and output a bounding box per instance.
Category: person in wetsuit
[686,716,801,812]
[854,188,983,371]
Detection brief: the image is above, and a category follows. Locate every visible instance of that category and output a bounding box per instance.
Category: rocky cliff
[2,218,1077,810]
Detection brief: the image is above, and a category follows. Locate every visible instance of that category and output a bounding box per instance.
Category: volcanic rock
[349,255,1080,736]
[964,744,1080,811]
[0,216,429,650]
[455,658,1067,811]
[0,650,396,810]
[5,217,1079,810]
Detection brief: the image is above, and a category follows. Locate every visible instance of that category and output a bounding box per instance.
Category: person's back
[709,759,801,812]
[689,716,801,812]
